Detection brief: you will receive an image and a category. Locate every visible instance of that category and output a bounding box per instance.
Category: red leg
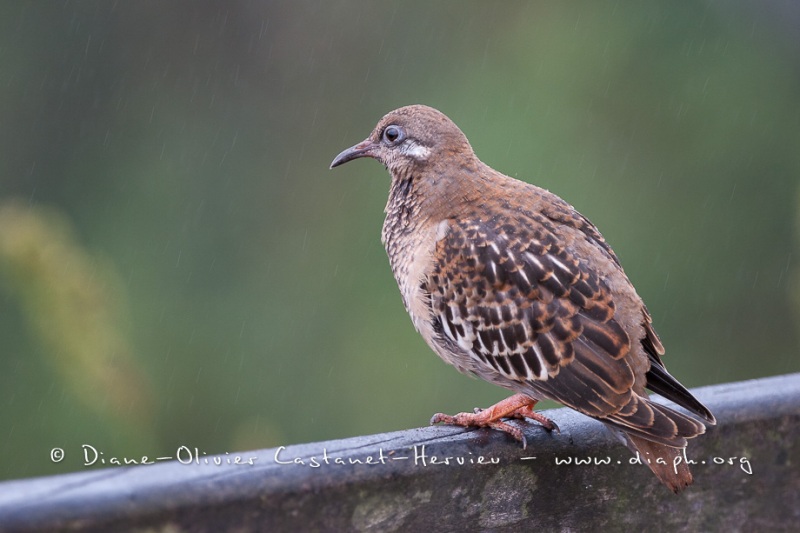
[508,402,560,433]
[430,393,558,448]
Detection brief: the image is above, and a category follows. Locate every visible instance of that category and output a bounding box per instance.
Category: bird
[330,104,715,492]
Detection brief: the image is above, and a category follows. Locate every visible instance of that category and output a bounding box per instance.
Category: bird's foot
[430,393,558,449]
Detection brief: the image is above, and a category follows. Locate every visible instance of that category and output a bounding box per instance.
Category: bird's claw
[429,393,556,448]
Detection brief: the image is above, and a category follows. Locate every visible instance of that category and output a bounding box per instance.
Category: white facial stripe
[401,140,431,160]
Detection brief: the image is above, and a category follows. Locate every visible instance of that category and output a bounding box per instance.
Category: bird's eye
[382,125,404,144]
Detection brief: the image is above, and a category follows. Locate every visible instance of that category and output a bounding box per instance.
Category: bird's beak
[330,139,376,169]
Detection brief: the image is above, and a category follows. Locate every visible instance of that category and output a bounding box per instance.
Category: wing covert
[428,213,636,418]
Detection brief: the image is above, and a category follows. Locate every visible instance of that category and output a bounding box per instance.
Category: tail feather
[624,435,693,493]
[603,392,711,492]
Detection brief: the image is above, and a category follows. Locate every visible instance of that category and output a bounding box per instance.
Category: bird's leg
[507,402,560,433]
[430,393,558,448]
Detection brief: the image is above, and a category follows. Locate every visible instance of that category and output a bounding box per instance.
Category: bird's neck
[383,171,424,242]
[382,158,486,250]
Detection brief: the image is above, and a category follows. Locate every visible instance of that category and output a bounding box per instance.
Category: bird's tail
[604,393,710,492]
[623,435,693,493]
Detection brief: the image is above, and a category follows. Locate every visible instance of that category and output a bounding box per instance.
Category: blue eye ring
[382,125,405,144]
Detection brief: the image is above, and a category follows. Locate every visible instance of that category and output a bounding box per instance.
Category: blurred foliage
[0,1,798,480]
[0,201,156,475]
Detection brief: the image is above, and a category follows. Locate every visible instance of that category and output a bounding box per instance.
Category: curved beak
[330,138,377,169]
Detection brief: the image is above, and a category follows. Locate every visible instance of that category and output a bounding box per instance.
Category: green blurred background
[1,1,798,481]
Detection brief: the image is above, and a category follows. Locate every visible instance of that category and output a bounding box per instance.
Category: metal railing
[0,373,798,532]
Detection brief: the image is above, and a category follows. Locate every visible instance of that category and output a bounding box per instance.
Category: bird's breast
[381,211,448,341]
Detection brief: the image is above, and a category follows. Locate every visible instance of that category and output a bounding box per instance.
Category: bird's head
[330,105,475,177]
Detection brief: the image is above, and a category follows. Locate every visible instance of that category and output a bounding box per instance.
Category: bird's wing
[542,195,716,425]
[642,331,717,424]
[428,213,705,445]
